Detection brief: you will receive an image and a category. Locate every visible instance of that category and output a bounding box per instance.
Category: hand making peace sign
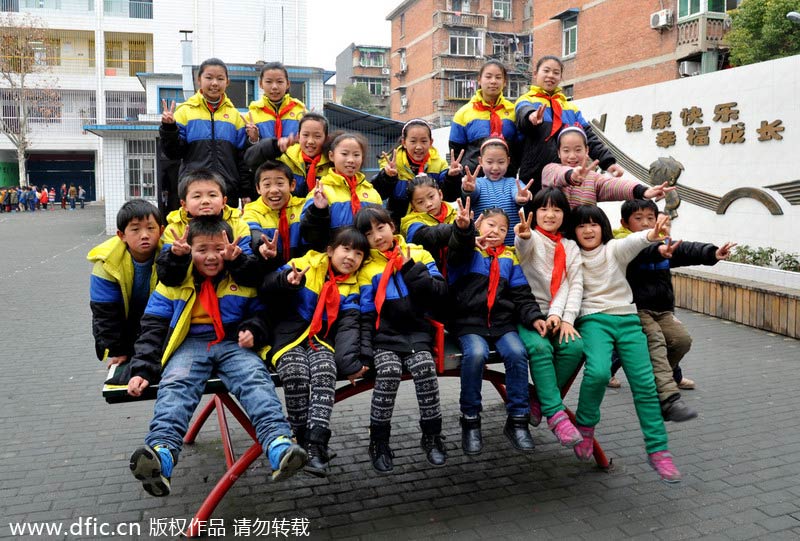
[241,112,258,142]
[514,208,533,240]
[515,178,535,204]
[286,261,310,286]
[448,149,465,176]
[528,105,546,126]
[381,149,398,177]
[570,157,600,186]
[454,197,473,230]
[170,227,190,256]
[461,164,481,193]
[259,233,280,260]
[222,236,243,262]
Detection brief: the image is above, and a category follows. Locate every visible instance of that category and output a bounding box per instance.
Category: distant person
[48,187,56,210]
[68,183,77,210]
[78,185,86,209]
[40,184,49,210]
[60,184,67,210]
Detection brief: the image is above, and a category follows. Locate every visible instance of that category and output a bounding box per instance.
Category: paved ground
[1,205,799,540]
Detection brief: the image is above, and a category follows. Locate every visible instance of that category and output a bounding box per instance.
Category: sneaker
[573,426,595,462]
[130,445,173,497]
[661,396,698,423]
[420,434,447,467]
[529,399,542,427]
[268,436,308,482]
[677,378,696,390]
[607,376,621,388]
[547,411,583,448]
[648,450,682,483]
[369,439,395,473]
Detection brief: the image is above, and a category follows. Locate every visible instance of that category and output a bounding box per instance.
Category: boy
[88,199,164,368]
[157,168,260,287]
[616,200,735,421]
[127,216,306,496]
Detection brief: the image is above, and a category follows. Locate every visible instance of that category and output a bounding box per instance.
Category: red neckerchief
[301,152,322,190]
[198,277,225,349]
[432,202,449,223]
[261,99,297,138]
[308,263,349,349]
[341,172,362,215]
[408,152,430,175]
[533,91,564,141]
[278,207,291,261]
[374,244,405,329]
[432,203,449,279]
[472,100,504,137]
[485,246,505,327]
[535,226,566,304]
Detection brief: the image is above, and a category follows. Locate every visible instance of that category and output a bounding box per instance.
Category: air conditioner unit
[492,9,504,18]
[381,67,390,75]
[650,9,673,29]
[678,60,701,77]
[382,88,391,96]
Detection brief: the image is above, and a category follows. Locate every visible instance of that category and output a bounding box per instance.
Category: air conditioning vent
[381,67,390,75]
[650,9,673,29]
[492,9,504,19]
[678,60,701,77]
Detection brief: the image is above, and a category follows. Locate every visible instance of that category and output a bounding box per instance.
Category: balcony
[104,0,153,19]
[433,10,487,29]
[433,55,484,72]
[0,0,92,13]
[0,29,96,76]
[104,32,153,77]
[0,88,97,136]
[676,12,729,58]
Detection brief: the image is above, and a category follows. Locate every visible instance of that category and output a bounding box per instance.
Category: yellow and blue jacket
[399,201,457,272]
[242,195,307,263]
[88,236,161,361]
[248,93,306,139]
[128,269,270,384]
[244,141,332,198]
[449,90,517,173]
[260,251,362,375]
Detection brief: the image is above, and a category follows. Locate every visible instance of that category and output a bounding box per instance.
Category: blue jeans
[458,332,530,417]
[145,334,292,461]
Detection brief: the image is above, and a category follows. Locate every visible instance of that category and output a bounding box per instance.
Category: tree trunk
[16,143,27,187]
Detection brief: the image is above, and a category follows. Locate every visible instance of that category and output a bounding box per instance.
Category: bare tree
[0,12,59,187]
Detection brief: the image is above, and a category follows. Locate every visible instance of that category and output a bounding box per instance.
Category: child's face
[329,138,363,177]
[198,65,228,102]
[479,64,505,101]
[326,244,365,275]
[410,185,443,215]
[118,215,163,263]
[260,69,290,103]
[364,220,396,252]
[557,132,589,168]
[623,209,657,233]
[534,59,562,93]
[257,171,294,211]
[298,119,326,157]
[478,214,508,248]
[402,126,432,163]
[191,232,228,278]
[478,146,510,181]
[535,203,564,234]
[574,221,602,250]
[182,180,226,217]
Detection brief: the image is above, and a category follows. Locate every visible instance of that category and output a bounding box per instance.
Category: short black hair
[198,58,228,79]
[254,160,294,185]
[259,61,289,82]
[481,207,510,228]
[568,204,614,245]
[354,206,394,235]
[116,199,164,231]
[530,188,571,233]
[406,174,440,200]
[329,226,370,256]
[178,169,227,200]
[620,198,659,222]
[187,216,233,245]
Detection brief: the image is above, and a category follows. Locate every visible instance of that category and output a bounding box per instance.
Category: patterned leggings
[275,344,337,430]
[370,349,441,425]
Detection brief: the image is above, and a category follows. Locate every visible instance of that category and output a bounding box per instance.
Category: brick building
[386,0,533,126]
[335,43,391,117]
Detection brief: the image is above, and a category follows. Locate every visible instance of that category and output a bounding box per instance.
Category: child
[160,58,251,208]
[373,119,463,224]
[127,217,306,496]
[615,200,735,420]
[461,138,534,246]
[449,60,518,176]
[568,204,681,482]
[245,62,305,141]
[514,189,584,448]
[399,175,457,275]
[447,201,546,455]
[300,132,382,251]
[515,55,621,193]
[244,112,332,197]
[260,227,369,477]
[543,126,674,209]
[157,169,259,287]
[355,207,448,473]
[242,160,307,266]
[88,199,164,368]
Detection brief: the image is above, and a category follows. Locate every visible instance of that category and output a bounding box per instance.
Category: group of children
[90,55,736,498]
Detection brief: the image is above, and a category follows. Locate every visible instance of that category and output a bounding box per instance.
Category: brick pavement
[1,205,799,540]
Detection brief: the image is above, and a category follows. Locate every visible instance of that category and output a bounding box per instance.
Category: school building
[335,44,392,117]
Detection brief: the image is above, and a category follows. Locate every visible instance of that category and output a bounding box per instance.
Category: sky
[306,0,401,71]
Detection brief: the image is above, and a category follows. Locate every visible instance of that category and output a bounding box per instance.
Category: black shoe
[369,439,394,473]
[504,415,536,453]
[661,395,698,422]
[304,427,331,478]
[460,416,482,455]
[421,434,448,466]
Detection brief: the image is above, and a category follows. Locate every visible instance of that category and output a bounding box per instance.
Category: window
[106,91,145,122]
[562,16,577,58]
[30,38,60,67]
[106,40,123,69]
[359,51,385,68]
[448,75,476,100]
[678,0,700,17]
[226,79,257,109]
[450,32,482,56]
[289,81,306,104]
[354,79,384,96]
[562,84,574,101]
[129,0,152,18]
[679,0,739,18]
[399,49,407,73]
[1,0,20,12]
[506,78,528,100]
[126,139,156,199]
[29,90,62,124]
[400,13,405,37]
[158,87,185,106]
[492,0,511,19]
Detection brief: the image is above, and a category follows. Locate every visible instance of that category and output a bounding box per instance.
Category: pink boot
[529,399,542,427]
[648,451,682,483]
[573,426,595,461]
[547,411,583,448]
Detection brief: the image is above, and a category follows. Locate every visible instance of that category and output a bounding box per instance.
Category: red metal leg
[214,395,236,469]
[215,393,258,441]
[184,396,218,444]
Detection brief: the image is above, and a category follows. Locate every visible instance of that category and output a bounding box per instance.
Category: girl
[449,60,518,176]
[301,132,382,251]
[160,58,250,209]
[373,119,463,224]
[244,112,332,197]
[461,138,534,246]
[514,55,621,193]
[543,126,674,209]
[399,175,457,275]
[568,204,681,482]
[245,62,305,141]
[447,200,546,455]
[514,189,583,448]
[260,227,370,477]
[355,207,448,473]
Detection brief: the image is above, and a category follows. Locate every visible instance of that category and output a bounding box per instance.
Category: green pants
[518,325,583,419]
[575,313,668,454]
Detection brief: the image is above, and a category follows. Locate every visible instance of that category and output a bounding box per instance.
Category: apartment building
[335,43,391,117]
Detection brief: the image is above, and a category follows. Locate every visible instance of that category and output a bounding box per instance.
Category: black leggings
[370,349,441,425]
